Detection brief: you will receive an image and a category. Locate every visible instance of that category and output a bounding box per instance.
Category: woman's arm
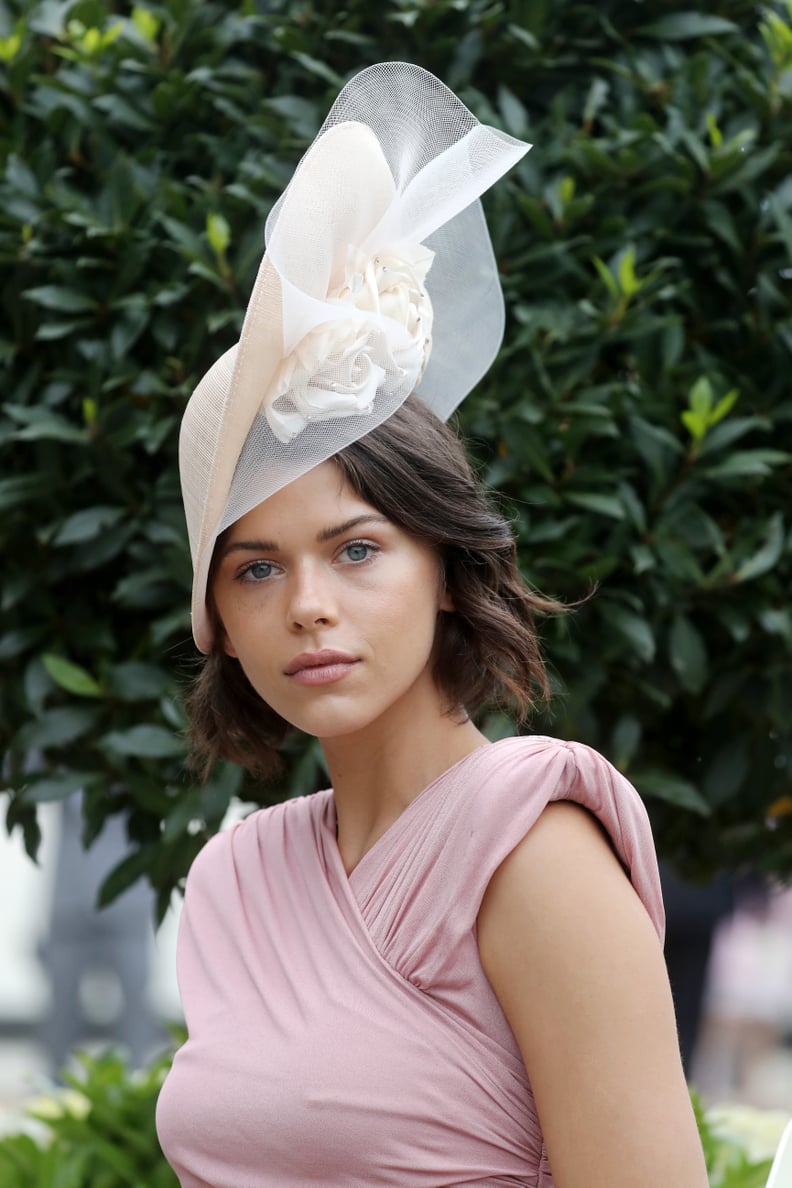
[477,800,709,1188]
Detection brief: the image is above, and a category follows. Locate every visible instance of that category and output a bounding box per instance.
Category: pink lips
[284,649,359,686]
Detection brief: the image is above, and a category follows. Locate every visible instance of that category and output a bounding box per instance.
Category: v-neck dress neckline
[326,741,493,885]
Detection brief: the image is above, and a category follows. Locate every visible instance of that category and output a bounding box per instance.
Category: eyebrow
[221,514,390,558]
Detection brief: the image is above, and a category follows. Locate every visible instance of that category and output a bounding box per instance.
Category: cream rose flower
[265,242,434,443]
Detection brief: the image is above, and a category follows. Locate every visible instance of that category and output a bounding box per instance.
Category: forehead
[225,460,375,539]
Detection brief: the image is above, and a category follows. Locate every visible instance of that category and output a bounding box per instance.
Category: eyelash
[340,539,379,564]
[235,540,379,582]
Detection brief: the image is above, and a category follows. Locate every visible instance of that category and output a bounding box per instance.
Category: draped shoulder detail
[350,735,663,1003]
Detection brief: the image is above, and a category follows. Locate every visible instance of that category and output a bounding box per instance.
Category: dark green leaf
[669,616,708,694]
[104,662,173,701]
[565,492,625,519]
[23,771,99,804]
[54,506,125,546]
[97,845,156,908]
[639,14,739,40]
[16,706,98,750]
[601,606,656,663]
[702,450,789,478]
[733,514,785,582]
[22,285,97,313]
[633,768,711,815]
[101,725,185,759]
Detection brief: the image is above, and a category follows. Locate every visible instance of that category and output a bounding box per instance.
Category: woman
[156,63,708,1187]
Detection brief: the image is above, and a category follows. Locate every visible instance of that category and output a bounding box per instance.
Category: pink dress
[156,736,664,1187]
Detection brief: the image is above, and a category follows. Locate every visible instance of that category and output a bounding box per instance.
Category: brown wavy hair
[186,395,566,780]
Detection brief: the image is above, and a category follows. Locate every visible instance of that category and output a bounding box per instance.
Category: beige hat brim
[181,123,397,652]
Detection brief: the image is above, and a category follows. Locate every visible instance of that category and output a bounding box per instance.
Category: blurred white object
[766,1119,792,1188]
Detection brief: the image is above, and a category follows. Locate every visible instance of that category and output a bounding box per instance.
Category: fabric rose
[265,242,434,443]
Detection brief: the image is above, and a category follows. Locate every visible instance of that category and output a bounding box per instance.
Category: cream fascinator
[179,62,531,651]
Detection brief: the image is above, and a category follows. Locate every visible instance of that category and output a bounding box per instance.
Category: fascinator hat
[180,61,531,652]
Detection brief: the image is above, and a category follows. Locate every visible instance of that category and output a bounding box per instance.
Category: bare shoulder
[477,799,655,1019]
[477,800,708,1188]
[479,798,640,930]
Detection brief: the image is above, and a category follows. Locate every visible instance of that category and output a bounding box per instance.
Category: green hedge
[1,0,791,910]
[0,1047,178,1187]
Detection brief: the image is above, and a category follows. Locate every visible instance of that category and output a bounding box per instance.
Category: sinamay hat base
[179,62,531,652]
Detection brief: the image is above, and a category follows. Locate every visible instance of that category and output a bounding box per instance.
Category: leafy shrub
[1,0,791,906]
[693,1093,779,1188]
[0,1046,178,1187]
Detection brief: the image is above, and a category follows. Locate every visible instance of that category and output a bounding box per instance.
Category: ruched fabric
[157,736,664,1187]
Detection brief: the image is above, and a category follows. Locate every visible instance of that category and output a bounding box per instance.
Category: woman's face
[212,461,452,744]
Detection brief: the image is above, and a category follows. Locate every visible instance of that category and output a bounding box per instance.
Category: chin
[300,711,381,742]
[262,698,377,742]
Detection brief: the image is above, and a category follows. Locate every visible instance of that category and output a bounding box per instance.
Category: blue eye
[240,560,276,581]
[343,541,374,563]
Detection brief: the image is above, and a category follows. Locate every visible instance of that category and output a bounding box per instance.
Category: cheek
[221,626,239,660]
[211,596,240,659]
[213,585,278,663]
[372,580,441,653]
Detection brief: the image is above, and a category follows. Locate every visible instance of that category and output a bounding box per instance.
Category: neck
[320,690,488,875]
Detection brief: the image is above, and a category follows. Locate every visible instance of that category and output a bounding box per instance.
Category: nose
[287,564,337,631]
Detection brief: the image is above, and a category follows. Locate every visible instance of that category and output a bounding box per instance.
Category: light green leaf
[0,33,22,62]
[617,246,640,296]
[131,5,160,41]
[705,113,722,148]
[559,176,575,204]
[593,256,619,299]
[709,389,739,428]
[41,654,102,697]
[689,376,714,419]
[206,211,231,258]
[681,409,707,441]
